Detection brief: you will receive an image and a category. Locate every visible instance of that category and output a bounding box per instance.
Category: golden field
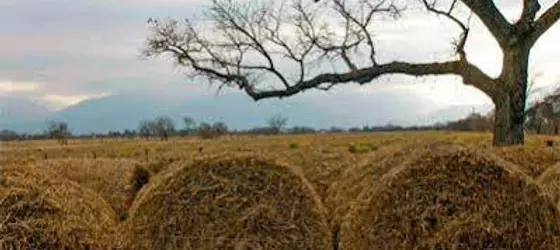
[1,131,560,249]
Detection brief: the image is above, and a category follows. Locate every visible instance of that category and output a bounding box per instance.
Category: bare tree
[197,121,229,139]
[0,130,20,141]
[197,122,214,139]
[138,117,175,140]
[147,120,159,139]
[145,0,560,146]
[154,116,176,140]
[212,121,230,136]
[46,120,71,145]
[268,114,288,134]
[183,116,197,135]
[138,120,152,140]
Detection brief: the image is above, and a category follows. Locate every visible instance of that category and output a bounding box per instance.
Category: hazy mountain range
[0,91,492,135]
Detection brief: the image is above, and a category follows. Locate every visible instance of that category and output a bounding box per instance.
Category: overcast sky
[0,0,559,112]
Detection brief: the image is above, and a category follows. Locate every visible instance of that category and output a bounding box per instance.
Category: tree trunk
[492,44,530,146]
[493,94,525,146]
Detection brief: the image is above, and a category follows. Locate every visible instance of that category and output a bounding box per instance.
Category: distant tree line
[2,91,560,142]
[137,116,176,141]
[0,120,73,143]
[0,115,487,142]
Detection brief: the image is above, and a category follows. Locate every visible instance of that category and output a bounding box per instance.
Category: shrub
[289,143,300,149]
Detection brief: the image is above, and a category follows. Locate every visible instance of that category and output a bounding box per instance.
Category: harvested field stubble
[124,154,331,250]
[0,164,120,250]
[339,144,560,249]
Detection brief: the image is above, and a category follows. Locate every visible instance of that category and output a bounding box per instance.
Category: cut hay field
[1,131,560,249]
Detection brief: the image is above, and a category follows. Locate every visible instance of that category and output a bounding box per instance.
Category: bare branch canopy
[145,0,560,146]
[145,0,502,100]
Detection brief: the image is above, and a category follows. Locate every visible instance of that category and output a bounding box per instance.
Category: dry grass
[339,143,560,249]
[2,132,560,249]
[123,153,331,250]
[0,164,120,250]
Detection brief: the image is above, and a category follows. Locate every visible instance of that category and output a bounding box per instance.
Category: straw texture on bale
[326,141,425,227]
[124,154,330,250]
[417,215,510,249]
[537,162,560,208]
[0,164,119,250]
[37,158,140,217]
[340,144,560,249]
[491,145,559,178]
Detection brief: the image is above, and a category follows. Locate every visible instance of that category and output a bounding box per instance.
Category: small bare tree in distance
[154,116,176,140]
[46,120,71,145]
[212,121,230,136]
[183,116,197,135]
[138,120,152,140]
[268,114,288,134]
[198,122,215,139]
[144,0,560,146]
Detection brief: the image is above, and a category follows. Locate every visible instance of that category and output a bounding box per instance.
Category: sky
[0,0,559,113]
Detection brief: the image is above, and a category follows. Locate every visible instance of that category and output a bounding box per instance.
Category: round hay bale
[124,154,330,250]
[339,144,560,249]
[491,145,557,178]
[0,164,120,249]
[326,141,429,228]
[141,157,182,175]
[36,158,140,217]
[537,162,560,207]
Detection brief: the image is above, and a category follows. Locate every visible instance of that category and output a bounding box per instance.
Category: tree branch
[530,1,560,45]
[332,0,401,66]
[460,0,513,48]
[520,0,541,23]
[145,0,499,103]
[211,2,292,89]
[421,0,470,60]
[248,60,497,101]
[245,60,463,100]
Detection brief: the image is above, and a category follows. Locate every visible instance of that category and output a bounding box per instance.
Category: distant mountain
[46,90,434,134]
[0,90,489,134]
[0,97,51,121]
[0,97,52,133]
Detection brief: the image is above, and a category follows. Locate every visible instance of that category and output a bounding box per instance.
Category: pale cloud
[0,79,114,111]
[0,81,43,94]
[356,75,492,107]
[528,62,560,101]
[108,0,204,4]
[0,0,559,119]
[39,92,113,111]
